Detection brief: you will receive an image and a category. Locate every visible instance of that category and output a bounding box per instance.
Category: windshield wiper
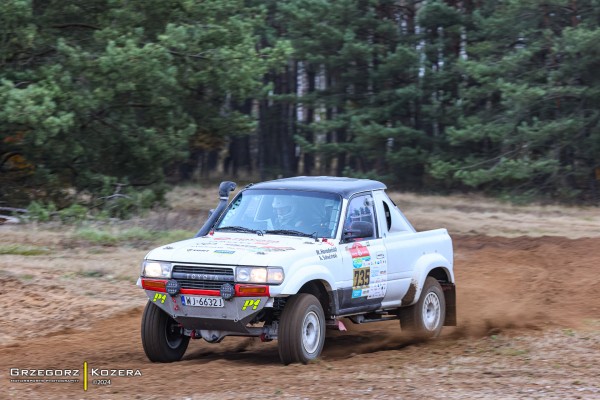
[216,226,263,235]
[265,229,317,239]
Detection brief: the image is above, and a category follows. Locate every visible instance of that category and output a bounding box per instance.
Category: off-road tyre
[141,301,190,362]
[278,293,326,365]
[399,277,446,338]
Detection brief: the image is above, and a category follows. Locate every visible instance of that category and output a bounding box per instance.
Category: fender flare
[276,264,337,295]
[403,253,453,306]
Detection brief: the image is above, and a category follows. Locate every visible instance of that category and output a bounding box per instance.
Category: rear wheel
[399,277,445,338]
[141,301,190,362]
[278,294,326,365]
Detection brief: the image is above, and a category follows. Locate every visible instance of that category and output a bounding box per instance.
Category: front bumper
[145,289,268,333]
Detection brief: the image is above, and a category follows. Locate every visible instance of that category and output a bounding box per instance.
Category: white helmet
[272,196,296,219]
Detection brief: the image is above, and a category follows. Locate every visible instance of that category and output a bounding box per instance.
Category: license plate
[181,295,224,308]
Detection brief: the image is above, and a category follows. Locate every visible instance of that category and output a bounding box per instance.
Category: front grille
[172,265,234,276]
[174,279,225,290]
[172,264,234,290]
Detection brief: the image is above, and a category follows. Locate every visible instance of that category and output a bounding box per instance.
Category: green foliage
[1,0,599,204]
[425,0,600,200]
[58,204,89,223]
[95,188,161,219]
[279,0,600,201]
[0,0,280,208]
[24,188,161,222]
[0,244,50,256]
[26,201,57,222]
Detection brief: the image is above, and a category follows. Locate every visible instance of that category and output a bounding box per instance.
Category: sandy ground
[1,189,599,399]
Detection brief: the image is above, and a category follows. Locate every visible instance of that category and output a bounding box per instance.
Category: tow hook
[261,321,278,341]
[260,333,272,342]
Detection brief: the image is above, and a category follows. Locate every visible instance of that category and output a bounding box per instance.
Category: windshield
[215,189,342,238]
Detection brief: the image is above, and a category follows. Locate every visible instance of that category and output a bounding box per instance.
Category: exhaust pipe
[194,181,237,237]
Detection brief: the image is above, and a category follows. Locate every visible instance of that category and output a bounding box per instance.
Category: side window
[344,194,376,240]
[382,201,392,231]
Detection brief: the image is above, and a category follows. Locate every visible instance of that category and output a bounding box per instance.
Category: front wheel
[141,301,190,362]
[399,277,446,338]
[278,294,326,365]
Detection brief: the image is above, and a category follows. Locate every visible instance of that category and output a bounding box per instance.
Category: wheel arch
[427,266,452,283]
[276,264,337,296]
[427,267,457,327]
[405,254,456,327]
[405,253,452,307]
[413,253,453,285]
[297,280,334,318]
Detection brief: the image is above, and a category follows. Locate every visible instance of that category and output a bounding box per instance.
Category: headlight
[267,268,285,284]
[142,260,172,278]
[236,267,284,284]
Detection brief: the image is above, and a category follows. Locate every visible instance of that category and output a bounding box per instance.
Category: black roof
[246,176,386,199]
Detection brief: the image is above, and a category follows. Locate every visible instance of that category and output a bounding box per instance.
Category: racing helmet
[272,196,296,219]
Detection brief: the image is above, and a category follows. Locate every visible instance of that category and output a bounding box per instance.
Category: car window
[382,200,392,231]
[344,194,376,240]
[216,189,342,238]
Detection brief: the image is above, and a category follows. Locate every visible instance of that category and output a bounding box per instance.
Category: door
[337,193,389,314]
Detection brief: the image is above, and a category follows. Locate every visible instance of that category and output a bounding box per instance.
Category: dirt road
[2,231,600,399]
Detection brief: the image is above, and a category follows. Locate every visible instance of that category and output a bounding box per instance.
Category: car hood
[144,232,335,266]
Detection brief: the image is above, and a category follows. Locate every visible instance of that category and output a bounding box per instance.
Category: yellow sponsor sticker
[241,299,261,311]
[152,293,166,304]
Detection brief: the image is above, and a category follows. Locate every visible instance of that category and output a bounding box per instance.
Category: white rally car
[139,177,455,364]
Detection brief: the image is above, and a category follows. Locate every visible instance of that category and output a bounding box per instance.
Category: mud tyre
[278,294,326,365]
[141,301,190,362]
[399,277,445,338]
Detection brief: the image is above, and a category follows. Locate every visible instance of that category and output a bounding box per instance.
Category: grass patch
[160,230,195,243]
[494,347,529,357]
[75,228,120,245]
[74,227,194,247]
[78,269,105,278]
[117,227,160,242]
[86,248,109,254]
[61,272,77,279]
[562,328,576,337]
[0,244,50,256]
[20,274,34,280]
[504,348,529,357]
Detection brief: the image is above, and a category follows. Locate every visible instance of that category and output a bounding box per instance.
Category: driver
[272,196,300,229]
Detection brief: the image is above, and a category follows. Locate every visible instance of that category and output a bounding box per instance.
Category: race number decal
[353,267,370,287]
[348,243,387,299]
[349,243,371,298]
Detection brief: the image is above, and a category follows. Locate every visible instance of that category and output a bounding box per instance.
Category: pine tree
[429,0,600,200]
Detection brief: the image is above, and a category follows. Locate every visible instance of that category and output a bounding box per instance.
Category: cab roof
[246,176,386,199]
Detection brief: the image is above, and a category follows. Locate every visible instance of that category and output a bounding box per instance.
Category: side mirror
[343,221,374,241]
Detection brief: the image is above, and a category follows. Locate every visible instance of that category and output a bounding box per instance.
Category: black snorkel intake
[194,181,237,237]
